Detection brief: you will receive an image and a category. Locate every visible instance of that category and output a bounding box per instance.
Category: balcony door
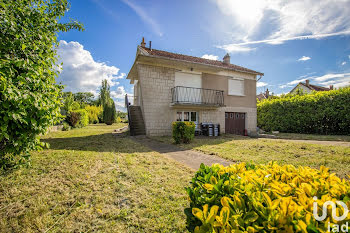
[174,72,202,104]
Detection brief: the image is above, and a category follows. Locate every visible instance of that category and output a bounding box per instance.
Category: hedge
[185,162,350,233]
[257,88,350,135]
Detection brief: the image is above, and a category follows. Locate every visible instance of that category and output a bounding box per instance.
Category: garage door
[225,112,245,135]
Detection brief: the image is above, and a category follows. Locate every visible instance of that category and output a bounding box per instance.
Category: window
[176,112,182,121]
[228,78,244,96]
[176,111,198,127]
[191,112,197,122]
[183,112,189,121]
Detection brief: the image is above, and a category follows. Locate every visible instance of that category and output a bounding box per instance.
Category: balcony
[171,86,224,107]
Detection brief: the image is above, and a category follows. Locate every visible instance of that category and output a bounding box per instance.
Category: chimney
[140,37,146,47]
[223,53,230,64]
[149,41,152,50]
[330,85,334,90]
[305,79,310,86]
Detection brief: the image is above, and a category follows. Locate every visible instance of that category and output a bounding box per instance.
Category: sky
[57,0,350,110]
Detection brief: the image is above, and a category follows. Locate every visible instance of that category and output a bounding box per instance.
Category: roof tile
[140,47,263,75]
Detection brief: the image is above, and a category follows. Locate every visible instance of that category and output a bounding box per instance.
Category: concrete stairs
[128,106,146,136]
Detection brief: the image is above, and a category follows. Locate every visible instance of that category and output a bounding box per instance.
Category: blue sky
[57,0,350,110]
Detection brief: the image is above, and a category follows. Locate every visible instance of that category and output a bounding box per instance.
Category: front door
[225,112,245,135]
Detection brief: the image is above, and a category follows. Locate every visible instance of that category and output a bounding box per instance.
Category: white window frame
[228,77,245,96]
[176,111,199,128]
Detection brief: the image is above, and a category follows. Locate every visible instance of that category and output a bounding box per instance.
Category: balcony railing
[171,86,224,107]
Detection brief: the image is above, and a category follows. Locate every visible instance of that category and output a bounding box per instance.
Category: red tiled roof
[140,47,263,75]
[300,82,330,91]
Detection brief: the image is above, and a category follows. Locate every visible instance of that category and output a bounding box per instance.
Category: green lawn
[265,132,350,142]
[0,124,193,232]
[154,135,350,178]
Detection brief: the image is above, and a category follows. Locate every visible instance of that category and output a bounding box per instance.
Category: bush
[85,105,103,124]
[103,99,116,125]
[0,0,82,169]
[74,109,89,127]
[172,121,195,144]
[66,109,88,128]
[66,112,80,128]
[185,162,350,233]
[257,88,350,135]
[62,122,71,131]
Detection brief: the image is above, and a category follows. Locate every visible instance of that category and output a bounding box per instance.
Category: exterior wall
[290,84,312,94]
[202,73,257,108]
[137,64,176,136]
[136,63,257,136]
[198,107,257,135]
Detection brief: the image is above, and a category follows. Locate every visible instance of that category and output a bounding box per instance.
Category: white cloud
[257,81,268,87]
[216,44,256,53]
[201,54,219,60]
[298,56,311,61]
[342,61,347,65]
[57,40,124,95]
[214,0,350,52]
[110,86,131,99]
[122,0,162,36]
[114,100,126,112]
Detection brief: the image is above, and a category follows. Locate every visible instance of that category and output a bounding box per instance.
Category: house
[257,89,270,101]
[125,38,263,136]
[289,79,333,94]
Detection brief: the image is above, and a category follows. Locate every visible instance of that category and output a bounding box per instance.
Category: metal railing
[125,94,133,135]
[171,86,224,106]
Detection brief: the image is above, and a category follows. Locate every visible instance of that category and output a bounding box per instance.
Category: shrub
[172,121,195,144]
[85,105,103,124]
[257,88,350,135]
[185,162,350,233]
[66,112,80,128]
[103,99,116,125]
[116,116,122,123]
[62,122,71,131]
[66,109,88,128]
[75,109,89,127]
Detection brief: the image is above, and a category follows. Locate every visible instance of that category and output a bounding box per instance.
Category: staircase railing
[125,94,134,136]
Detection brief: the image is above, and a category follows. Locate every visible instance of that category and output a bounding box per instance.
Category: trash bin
[214,124,220,136]
[208,124,214,137]
[201,123,209,136]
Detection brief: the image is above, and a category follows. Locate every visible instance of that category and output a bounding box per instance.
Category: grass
[0,124,193,232]
[154,135,350,178]
[265,132,350,142]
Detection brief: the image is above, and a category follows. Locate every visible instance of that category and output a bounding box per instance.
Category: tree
[73,92,95,106]
[0,0,83,168]
[98,80,110,107]
[103,99,116,125]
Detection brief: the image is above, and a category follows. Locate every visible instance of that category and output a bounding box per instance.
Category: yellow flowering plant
[185,162,350,233]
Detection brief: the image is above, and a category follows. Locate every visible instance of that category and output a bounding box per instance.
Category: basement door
[225,112,245,135]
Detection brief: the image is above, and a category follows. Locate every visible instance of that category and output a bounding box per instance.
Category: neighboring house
[126,38,263,136]
[257,89,270,101]
[289,79,333,94]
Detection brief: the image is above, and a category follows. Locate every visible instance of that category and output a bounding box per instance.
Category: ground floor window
[176,111,198,127]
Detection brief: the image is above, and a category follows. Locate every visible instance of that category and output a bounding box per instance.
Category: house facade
[126,39,263,136]
[289,79,333,94]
